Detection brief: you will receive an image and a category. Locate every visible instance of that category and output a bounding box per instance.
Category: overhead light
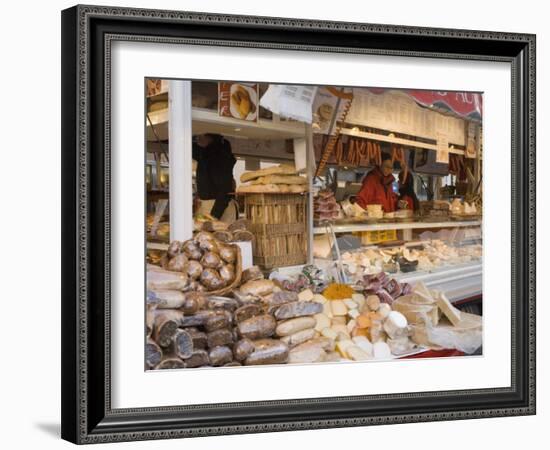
[234,128,242,132]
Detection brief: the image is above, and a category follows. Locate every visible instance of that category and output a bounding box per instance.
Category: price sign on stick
[436,134,450,164]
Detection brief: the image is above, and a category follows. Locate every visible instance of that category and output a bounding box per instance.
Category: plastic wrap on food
[410,312,482,354]
[147,269,188,290]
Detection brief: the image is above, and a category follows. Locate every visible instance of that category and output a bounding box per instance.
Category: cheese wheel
[383,311,408,339]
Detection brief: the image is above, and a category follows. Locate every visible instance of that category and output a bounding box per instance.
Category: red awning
[367,88,482,120]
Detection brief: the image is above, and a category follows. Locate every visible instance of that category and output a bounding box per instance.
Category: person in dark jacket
[192,134,237,220]
[398,169,420,211]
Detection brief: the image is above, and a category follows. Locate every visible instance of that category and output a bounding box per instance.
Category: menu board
[345,89,467,146]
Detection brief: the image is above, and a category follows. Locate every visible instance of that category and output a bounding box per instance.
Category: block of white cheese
[331,324,350,337]
[366,295,380,311]
[377,303,392,320]
[352,336,373,357]
[321,327,338,340]
[314,313,331,332]
[373,341,392,359]
[331,316,347,325]
[352,293,366,311]
[322,302,333,318]
[331,300,348,316]
[343,298,357,309]
[346,345,371,361]
[312,294,327,304]
[298,289,314,302]
[335,339,355,358]
[413,281,435,303]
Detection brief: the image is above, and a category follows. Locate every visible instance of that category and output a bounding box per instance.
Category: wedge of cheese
[436,292,462,326]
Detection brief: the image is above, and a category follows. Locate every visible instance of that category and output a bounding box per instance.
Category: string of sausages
[330,136,385,167]
[391,144,408,182]
[449,153,466,181]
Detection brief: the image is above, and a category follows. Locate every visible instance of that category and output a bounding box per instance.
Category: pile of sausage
[146,265,325,369]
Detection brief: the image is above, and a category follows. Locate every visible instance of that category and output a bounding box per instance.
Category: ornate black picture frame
[61,4,536,444]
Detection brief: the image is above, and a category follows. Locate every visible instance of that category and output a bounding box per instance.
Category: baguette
[240,164,297,183]
[236,183,308,194]
[237,183,281,193]
[250,175,308,185]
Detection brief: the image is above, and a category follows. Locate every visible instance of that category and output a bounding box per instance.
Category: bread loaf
[250,175,308,185]
[240,165,297,183]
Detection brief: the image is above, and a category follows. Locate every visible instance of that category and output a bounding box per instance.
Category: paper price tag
[436,134,450,164]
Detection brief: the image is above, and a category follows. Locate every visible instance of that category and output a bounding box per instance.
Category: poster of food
[218,82,259,121]
[312,87,339,134]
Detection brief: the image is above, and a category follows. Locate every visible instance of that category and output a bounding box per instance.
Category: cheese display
[336,240,482,280]
[147,233,482,369]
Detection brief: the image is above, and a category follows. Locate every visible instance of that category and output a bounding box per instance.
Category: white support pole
[168,80,193,242]
[305,123,315,264]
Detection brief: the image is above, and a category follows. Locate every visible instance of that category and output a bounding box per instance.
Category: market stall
[145,79,483,369]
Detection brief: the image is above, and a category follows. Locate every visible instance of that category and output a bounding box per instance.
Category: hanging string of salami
[391,143,408,180]
[449,153,466,181]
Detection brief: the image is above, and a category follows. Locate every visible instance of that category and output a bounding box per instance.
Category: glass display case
[313,220,482,304]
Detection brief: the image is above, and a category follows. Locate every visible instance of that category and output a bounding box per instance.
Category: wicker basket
[206,243,242,296]
[243,193,307,269]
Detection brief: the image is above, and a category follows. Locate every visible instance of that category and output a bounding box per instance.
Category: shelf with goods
[147,106,306,142]
[313,219,481,235]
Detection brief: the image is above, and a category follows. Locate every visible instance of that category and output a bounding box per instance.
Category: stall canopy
[368,88,482,120]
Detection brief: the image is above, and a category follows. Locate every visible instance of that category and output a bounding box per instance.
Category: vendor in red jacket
[356,152,397,212]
